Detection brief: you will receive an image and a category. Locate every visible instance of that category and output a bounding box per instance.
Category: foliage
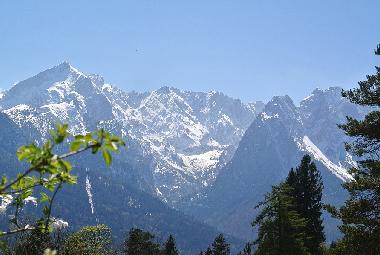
[3,229,52,255]
[204,247,213,255]
[0,123,124,249]
[286,155,325,254]
[162,234,179,255]
[60,224,113,255]
[123,228,161,255]
[252,183,308,255]
[326,45,380,254]
[237,242,253,255]
[211,234,230,255]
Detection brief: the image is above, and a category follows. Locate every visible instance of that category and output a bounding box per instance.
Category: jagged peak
[267,95,295,108]
[300,86,345,108]
[156,85,179,94]
[207,90,225,98]
[49,61,83,76]
[305,86,343,99]
[88,73,105,87]
[260,95,298,121]
[0,62,102,109]
[10,61,84,89]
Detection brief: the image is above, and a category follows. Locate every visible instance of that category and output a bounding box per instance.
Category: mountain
[0,63,366,250]
[0,62,264,204]
[0,63,260,253]
[52,169,243,254]
[179,87,367,241]
[0,147,241,254]
[0,112,28,173]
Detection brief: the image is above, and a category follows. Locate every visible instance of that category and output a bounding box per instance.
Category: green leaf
[1,176,7,186]
[70,140,82,152]
[40,192,49,203]
[102,150,112,166]
[43,205,50,216]
[0,240,8,252]
[58,160,72,172]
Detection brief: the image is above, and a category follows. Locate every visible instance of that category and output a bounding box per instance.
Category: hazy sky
[0,1,378,103]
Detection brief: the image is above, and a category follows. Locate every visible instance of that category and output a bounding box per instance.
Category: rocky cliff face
[179,88,366,241]
[0,62,263,203]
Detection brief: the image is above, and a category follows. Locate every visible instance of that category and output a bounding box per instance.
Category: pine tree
[327,45,380,254]
[204,247,213,255]
[211,234,230,255]
[124,228,160,255]
[286,155,325,254]
[162,234,179,255]
[253,183,308,255]
[238,242,253,255]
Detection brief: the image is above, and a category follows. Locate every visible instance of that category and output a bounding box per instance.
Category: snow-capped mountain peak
[0,63,262,203]
[0,63,112,135]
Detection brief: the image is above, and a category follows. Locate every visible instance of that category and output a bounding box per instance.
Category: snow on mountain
[299,87,367,167]
[256,87,364,174]
[0,63,263,203]
[301,135,353,181]
[180,87,365,240]
[0,62,113,136]
[102,86,263,202]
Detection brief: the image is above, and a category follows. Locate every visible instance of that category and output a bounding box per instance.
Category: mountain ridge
[178,86,366,241]
[0,63,367,249]
[0,62,264,203]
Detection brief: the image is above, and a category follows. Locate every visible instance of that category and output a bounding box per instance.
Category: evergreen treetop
[253,183,308,255]
[124,228,161,255]
[163,234,179,255]
[286,155,325,254]
[212,234,230,255]
[327,44,380,254]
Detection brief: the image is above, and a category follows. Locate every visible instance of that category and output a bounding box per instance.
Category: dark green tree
[286,155,325,254]
[204,247,213,255]
[162,234,179,255]
[124,228,160,255]
[211,234,230,255]
[7,229,51,255]
[326,45,380,254]
[253,183,308,255]
[238,242,253,255]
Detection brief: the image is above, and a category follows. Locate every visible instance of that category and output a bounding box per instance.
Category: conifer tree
[238,242,253,255]
[162,234,179,255]
[211,234,230,255]
[124,228,160,255]
[204,247,213,255]
[286,155,325,254]
[327,45,380,254]
[253,183,308,255]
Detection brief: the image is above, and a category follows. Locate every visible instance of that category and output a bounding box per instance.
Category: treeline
[2,224,233,255]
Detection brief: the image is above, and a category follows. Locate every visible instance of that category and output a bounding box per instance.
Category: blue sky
[0,1,378,103]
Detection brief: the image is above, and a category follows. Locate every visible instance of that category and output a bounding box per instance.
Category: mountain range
[0,63,367,253]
